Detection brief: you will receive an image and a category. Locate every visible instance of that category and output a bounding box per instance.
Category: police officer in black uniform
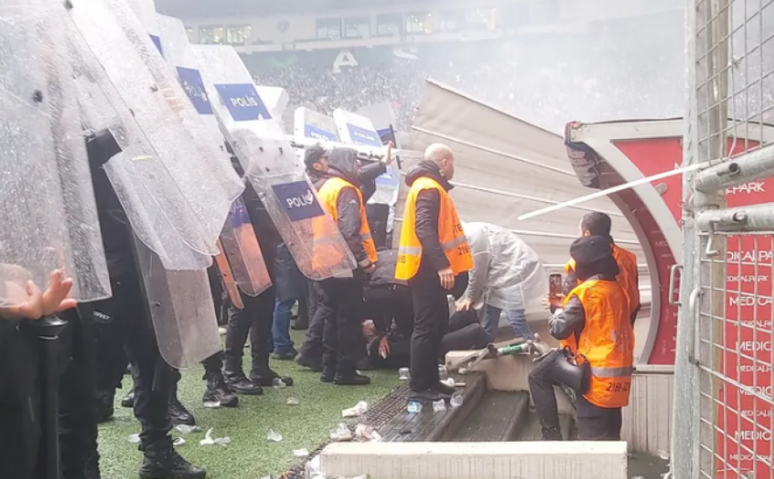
[85,130,205,479]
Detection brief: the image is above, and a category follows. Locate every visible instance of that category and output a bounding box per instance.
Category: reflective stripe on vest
[314,176,377,266]
[569,279,634,409]
[395,176,473,281]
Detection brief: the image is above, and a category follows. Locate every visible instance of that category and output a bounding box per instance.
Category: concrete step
[514,408,576,441]
[379,372,486,442]
[446,391,530,442]
[319,441,630,479]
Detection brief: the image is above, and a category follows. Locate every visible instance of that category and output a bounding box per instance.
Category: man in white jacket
[457,222,546,341]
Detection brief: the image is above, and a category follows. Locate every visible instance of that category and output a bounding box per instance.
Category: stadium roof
[155,0,441,18]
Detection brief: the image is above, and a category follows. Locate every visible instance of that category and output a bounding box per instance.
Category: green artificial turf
[98,330,401,479]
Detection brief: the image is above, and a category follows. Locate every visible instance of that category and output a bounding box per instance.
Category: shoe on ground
[334,372,371,386]
[409,388,450,403]
[224,375,264,396]
[96,393,114,424]
[121,389,135,408]
[320,367,335,383]
[272,348,298,361]
[541,426,563,441]
[139,445,206,479]
[251,368,294,387]
[168,397,196,426]
[295,354,323,372]
[202,372,238,408]
[432,381,456,397]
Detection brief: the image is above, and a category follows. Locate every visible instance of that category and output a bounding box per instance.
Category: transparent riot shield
[0,0,110,308]
[164,52,272,295]
[186,45,356,279]
[134,239,221,368]
[66,0,243,266]
[219,197,272,297]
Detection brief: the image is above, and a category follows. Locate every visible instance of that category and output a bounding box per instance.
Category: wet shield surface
[62,0,230,366]
[66,0,244,268]
[186,45,356,279]
[0,0,110,308]
[135,239,221,368]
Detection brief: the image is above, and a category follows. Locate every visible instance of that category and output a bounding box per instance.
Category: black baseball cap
[304,144,329,170]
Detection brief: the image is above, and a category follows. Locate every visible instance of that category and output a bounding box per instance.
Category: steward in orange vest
[563,212,640,324]
[309,148,377,386]
[529,236,633,441]
[395,144,474,403]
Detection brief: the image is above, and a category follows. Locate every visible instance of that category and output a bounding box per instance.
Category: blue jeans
[482,305,532,341]
[272,298,295,353]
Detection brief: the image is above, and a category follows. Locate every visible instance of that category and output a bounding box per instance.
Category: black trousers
[576,395,623,440]
[364,284,414,337]
[368,309,490,369]
[93,309,129,401]
[299,281,324,362]
[91,275,174,450]
[407,262,450,392]
[528,350,623,441]
[528,350,566,434]
[223,286,275,379]
[58,307,100,479]
[0,322,41,479]
[318,276,365,374]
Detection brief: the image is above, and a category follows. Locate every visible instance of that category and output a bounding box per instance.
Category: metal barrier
[673,1,774,478]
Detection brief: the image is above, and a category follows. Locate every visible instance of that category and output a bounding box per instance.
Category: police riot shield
[157,22,271,297]
[61,2,229,366]
[218,197,272,297]
[66,0,244,268]
[0,0,111,308]
[186,45,356,279]
[134,239,221,368]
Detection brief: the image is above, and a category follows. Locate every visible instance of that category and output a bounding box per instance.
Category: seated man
[528,236,634,441]
[361,309,490,369]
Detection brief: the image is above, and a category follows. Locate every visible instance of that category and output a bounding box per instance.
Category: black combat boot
[251,366,294,387]
[295,354,323,372]
[95,391,114,423]
[202,371,238,408]
[333,360,370,386]
[168,381,195,426]
[139,442,206,479]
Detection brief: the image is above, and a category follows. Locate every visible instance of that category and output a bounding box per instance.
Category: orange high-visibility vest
[395,176,473,281]
[564,244,640,315]
[312,176,377,270]
[567,279,634,408]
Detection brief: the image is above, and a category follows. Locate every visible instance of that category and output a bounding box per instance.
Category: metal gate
[673,0,774,478]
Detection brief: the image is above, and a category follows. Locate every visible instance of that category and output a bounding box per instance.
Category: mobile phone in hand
[549,273,563,309]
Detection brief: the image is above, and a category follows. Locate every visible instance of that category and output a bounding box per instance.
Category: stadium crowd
[253,24,687,133]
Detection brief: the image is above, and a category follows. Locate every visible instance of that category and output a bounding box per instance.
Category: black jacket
[358,160,387,203]
[87,130,138,282]
[312,149,374,270]
[405,160,453,271]
[367,249,406,287]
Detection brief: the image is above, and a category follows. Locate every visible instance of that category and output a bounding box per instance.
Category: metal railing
[673,1,774,478]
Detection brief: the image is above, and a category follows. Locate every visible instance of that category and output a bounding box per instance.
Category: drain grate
[281,383,410,479]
